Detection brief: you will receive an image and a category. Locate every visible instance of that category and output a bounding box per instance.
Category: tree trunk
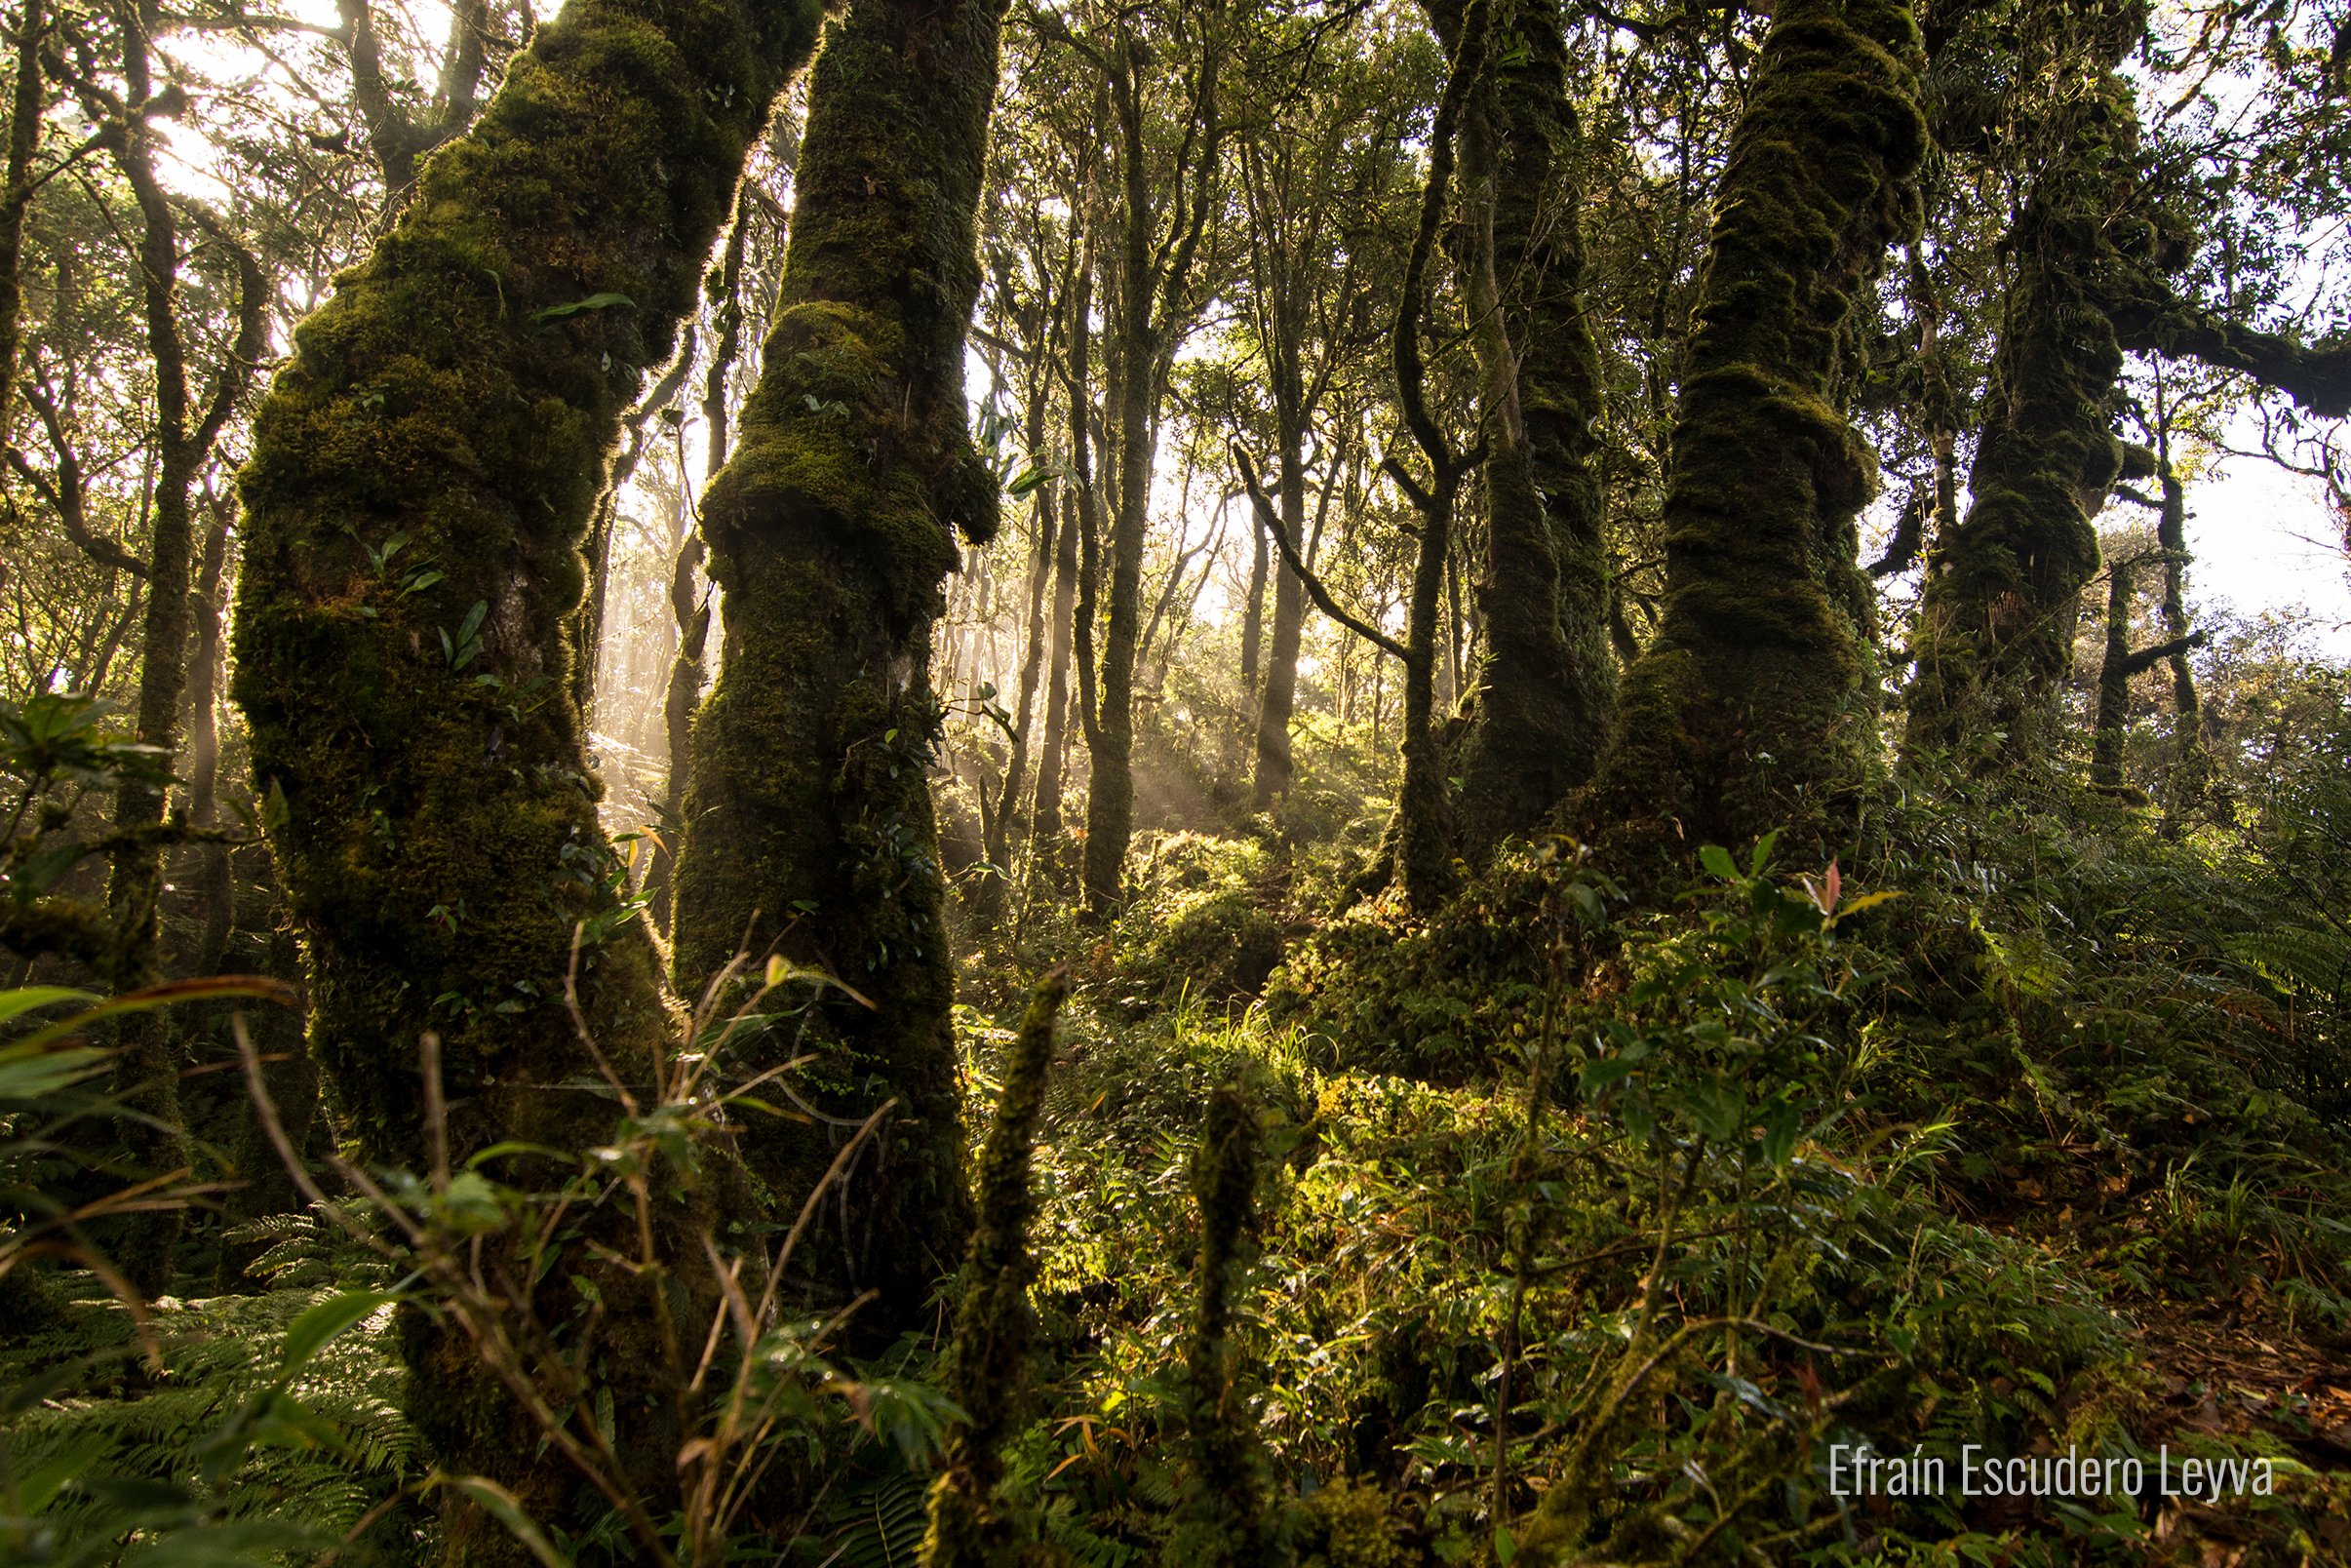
[2155,452,2206,834]
[1903,44,2140,765]
[1249,430,1307,810]
[1585,0,1925,863]
[2091,553,2135,789]
[667,0,1003,1326]
[0,0,44,435]
[1030,469,1080,855]
[104,1,269,1293]
[232,0,828,1547]
[184,495,235,977]
[648,190,760,935]
[1079,24,1219,918]
[1450,0,1615,858]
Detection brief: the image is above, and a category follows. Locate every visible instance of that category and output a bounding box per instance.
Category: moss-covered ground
[11,744,2351,1566]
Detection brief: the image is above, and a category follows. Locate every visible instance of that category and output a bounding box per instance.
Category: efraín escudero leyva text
[1827,1444,2277,1503]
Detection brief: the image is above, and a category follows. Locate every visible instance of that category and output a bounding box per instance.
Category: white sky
[2180,423,2351,655]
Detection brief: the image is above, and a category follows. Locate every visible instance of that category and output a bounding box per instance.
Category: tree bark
[1586,0,1925,863]
[101,1,270,1292]
[666,0,1004,1327]
[1903,26,2143,765]
[1450,0,1615,858]
[231,0,829,1546]
[1079,21,1220,918]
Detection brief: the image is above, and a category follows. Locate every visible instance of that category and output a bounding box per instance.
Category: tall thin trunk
[1079,21,1221,917]
[185,492,234,976]
[2091,554,2136,789]
[102,2,269,1293]
[1250,427,1307,810]
[0,0,45,434]
[668,0,1003,1326]
[2155,450,2205,833]
[649,189,760,934]
[1035,240,1093,864]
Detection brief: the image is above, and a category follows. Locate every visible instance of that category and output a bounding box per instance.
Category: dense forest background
[5,0,2351,1561]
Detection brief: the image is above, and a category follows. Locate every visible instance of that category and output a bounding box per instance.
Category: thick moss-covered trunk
[668,0,1003,1321]
[1449,0,1615,858]
[232,0,829,1548]
[1587,0,1924,858]
[1903,54,2138,764]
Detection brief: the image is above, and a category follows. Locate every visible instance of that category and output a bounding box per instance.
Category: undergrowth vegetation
[9,729,2351,1566]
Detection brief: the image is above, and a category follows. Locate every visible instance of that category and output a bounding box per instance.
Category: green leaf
[529,292,636,327]
[0,985,98,1024]
[1495,1525,1518,1565]
[0,1041,110,1103]
[120,1519,331,1567]
[1760,1101,1802,1169]
[11,976,299,1054]
[280,1289,398,1373]
[14,1432,110,1514]
[1699,843,1739,882]
[1747,829,1782,876]
[262,778,291,833]
[446,1474,573,1568]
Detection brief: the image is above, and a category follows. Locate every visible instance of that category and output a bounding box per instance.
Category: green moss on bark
[668,0,1003,1327]
[1453,0,1615,858]
[1905,63,2140,765]
[1588,0,1925,861]
[229,0,832,1550]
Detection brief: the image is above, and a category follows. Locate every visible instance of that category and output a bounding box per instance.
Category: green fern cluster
[3,1278,424,1559]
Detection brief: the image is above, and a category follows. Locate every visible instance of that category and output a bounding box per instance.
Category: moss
[1105,835,1285,1012]
[1165,1088,1282,1568]
[922,969,1067,1568]
[1294,1476,1405,1568]
[1905,59,2141,766]
[228,0,833,1550]
[1587,0,1925,866]
[1453,0,1616,860]
[668,0,1003,1329]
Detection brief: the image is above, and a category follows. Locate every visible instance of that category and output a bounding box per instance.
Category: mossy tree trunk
[667,0,1005,1325]
[2153,448,2208,833]
[232,0,831,1547]
[1447,0,1615,859]
[1587,0,1925,860]
[0,0,45,435]
[1384,4,1483,912]
[1902,90,2140,764]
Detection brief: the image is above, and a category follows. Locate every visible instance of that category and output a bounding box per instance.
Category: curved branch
[1232,443,1404,662]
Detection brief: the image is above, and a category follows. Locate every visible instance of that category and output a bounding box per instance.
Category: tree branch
[1232,443,1404,661]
